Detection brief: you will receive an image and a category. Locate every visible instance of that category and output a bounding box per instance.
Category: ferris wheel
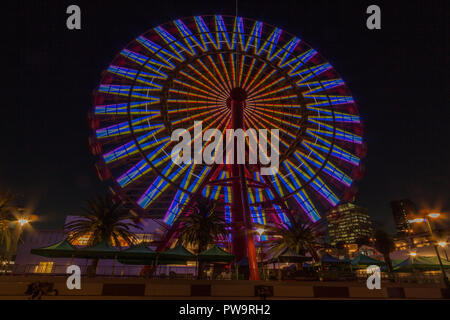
[89,15,365,278]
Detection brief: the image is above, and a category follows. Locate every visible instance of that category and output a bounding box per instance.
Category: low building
[13,216,196,276]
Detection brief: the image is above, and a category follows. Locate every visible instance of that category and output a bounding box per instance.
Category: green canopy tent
[269,248,313,264]
[30,239,76,258]
[393,256,450,271]
[198,245,235,263]
[117,244,196,266]
[75,241,119,259]
[118,243,156,260]
[320,253,349,264]
[351,253,385,267]
[159,244,197,263]
[116,243,158,266]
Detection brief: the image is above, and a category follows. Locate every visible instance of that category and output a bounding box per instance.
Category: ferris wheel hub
[229,87,248,101]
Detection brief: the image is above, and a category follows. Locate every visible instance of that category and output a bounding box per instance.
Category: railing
[4,264,447,285]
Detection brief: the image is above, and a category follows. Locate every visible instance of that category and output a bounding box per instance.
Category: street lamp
[256,228,265,280]
[409,213,449,288]
[438,242,449,261]
[17,218,29,226]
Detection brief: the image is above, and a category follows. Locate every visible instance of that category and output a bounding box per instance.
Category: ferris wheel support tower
[228,87,259,280]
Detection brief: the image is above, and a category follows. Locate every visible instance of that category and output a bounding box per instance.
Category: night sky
[2,0,449,231]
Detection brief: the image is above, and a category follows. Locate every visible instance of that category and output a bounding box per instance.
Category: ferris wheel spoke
[308,119,362,144]
[168,88,223,102]
[247,93,297,104]
[308,108,361,123]
[243,63,267,93]
[136,37,178,69]
[246,78,287,100]
[174,19,204,55]
[293,149,353,187]
[178,70,227,100]
[120,48,172,71]
[284,49,318,75]
[262,27,282,60]
[107,65,167,84]
[272,170,321,222]
[268,36,300,67]
[246,106,302,130]
[284,159,340,207]
[164,163,199,225]
[204,56,230,92]
[94,101,160,116]
[137,161,190,209]
[218,54,232,91]
[215,15,232,50]
[103,129,169,164]
[154,26,189,61]
[300,78,345,94]
[98,84,161,101]
[250,102,302,109]
[241,58,256,90]
[305,95,354,108]
[172,78,222,99]
[246,69,277,97]
[171,107,229,129]
[247,185,266,225]
[244,109,296,142]
[294,63,333,84]
[244,21,263,54]
[95,115,162,139]
[168,105,225,117]
[187,63,228,97]
[303,132,360,166]
[236,55,246,88]
[233,17,246,51]
[244,110,293,158]
[116,141,173,187]
[248,105,302,121]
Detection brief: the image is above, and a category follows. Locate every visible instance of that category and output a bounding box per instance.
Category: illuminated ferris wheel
[89,15,365,278]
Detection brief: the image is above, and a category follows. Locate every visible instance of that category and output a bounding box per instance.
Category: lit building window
[34,262,54,274]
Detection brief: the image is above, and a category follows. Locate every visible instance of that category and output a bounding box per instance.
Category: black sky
[2,0,449,231]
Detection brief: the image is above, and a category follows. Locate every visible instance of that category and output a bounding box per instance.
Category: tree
[64,194,141,275]
[266,217,319,262]
[0,191,16,257]
[177,200,228,279]
[373,228,395,273]
[355,236,371,247]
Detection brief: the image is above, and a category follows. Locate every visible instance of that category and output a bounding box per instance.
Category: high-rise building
[326,203,373,246]
[391,199,417,235]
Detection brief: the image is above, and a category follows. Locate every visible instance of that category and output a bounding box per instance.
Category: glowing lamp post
[409,212,449,288]
[17,218,29,227]
[438,242,449,261]
[256,228,265,280]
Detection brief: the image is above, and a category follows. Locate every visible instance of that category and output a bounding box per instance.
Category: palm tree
[64,194,141,275]
[0,191,16,258]
[373,228,395,273]
[266,217,319,262]
[177,200,228,279]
